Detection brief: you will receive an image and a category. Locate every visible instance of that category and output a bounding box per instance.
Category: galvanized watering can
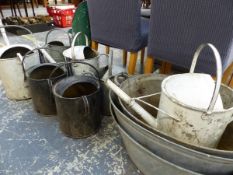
[157,43,233,148]
[45,29,71,63]
[22,47,67,115]
[63,32,99,69]
[0,25,40,100]
[52,61,102,138]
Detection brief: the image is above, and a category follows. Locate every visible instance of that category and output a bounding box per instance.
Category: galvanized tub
[119,73,233,157]
[110,105,200,175]
[110,74,233,174]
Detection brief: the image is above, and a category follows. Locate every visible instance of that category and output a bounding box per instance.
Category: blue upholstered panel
[148,0,233,74]
[87,0,149,52]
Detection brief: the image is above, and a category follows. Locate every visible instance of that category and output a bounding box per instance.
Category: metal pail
[53,61,102,138]
[45,29,71,63]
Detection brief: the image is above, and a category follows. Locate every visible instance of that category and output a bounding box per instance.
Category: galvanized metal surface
[157,44,233,148]
[0,45,37,100]
[118,74,233,158]
[111,74,233,174]
[28,63,66,115]
[45,29,71,63]
[111,106,200,175]
[53,75,102,138]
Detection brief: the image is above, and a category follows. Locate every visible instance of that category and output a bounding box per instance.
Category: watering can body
[0,44,38,100]
[157,83,233,148]
[28,63,67,115]
[157,44,233,148]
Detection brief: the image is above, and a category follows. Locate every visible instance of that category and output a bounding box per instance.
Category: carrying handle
[22,47,67,81]
[190,43,222,114]
[45,29,72,46]
[71,32,89,60]
[48,60,101,82]
[0,25,38,47]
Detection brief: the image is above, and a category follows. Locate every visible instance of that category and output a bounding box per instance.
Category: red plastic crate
[47,6,76,28]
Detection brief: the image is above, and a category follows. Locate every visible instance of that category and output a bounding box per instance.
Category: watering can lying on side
[157,43,233,148]
[0,25,41,100]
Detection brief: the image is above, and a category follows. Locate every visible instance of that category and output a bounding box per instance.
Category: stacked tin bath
[109,44,233,175]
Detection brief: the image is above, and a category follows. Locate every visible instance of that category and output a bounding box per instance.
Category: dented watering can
[157,43,233,148]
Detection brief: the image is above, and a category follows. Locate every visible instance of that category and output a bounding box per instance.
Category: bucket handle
[71,32,89,60]
[190,43,222,114]
[0,25,38,47]
[48,60,101,81]
[45,29,72,46]
[21,47,67,81]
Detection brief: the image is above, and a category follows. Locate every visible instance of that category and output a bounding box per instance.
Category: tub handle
[190,43,222,114]
[71,32,89,60]
[45,29,72,46]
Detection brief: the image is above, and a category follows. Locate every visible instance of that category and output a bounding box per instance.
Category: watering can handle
[45,29,72,46]
[21,47,67,81]
[189,43,222,114]
[71,32,89,60]
[0,25,38,47]
[48,60,101,81]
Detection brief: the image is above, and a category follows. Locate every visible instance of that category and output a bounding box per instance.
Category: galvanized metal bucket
[52,61,102,138]
[157,43,233,148]
[111,74,233,174]
[0,25,39,100]
[45,29,71,63]
[23,48,67,115]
